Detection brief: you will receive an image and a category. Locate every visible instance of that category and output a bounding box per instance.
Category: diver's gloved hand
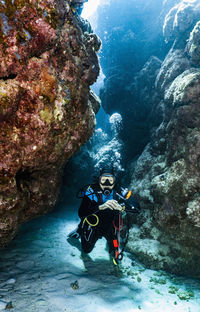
[99,200,123,211]
[110,200,125,211]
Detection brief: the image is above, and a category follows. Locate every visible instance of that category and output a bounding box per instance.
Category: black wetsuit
[78,184,140,257]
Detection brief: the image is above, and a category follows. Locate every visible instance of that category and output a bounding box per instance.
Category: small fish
[70,280,79,290]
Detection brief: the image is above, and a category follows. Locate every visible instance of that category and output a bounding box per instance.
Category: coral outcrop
[187,20,200,64]
[127,0,200,277]
[163,0,200,44]
[0,0,100,247]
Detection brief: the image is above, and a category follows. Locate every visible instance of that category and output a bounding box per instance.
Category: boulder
[156,49,190,92]
[165,68,200,107]
[186,21,200,64]
[163,0,200,44]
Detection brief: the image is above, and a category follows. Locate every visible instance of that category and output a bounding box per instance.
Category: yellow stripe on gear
[113,258,118,266]
[121,205,126,212]
[83,214,99,227]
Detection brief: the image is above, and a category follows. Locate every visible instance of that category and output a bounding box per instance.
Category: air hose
[83,214,99,227]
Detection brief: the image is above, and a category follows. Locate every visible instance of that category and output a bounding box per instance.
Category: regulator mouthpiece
[104,189,111,196]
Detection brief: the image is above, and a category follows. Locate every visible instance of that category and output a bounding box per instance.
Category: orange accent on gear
[126,191,132,199]
[113,239,118,248]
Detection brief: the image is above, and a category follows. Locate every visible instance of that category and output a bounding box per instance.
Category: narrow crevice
[15,168,33,193]
[1,74,17,81]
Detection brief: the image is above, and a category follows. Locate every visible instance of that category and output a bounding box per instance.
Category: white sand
[0,208,199,312]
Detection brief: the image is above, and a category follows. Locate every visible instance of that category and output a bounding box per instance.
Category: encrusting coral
[0,0,101,247]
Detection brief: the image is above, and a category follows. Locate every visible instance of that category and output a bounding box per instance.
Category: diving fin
[67,227,80,239]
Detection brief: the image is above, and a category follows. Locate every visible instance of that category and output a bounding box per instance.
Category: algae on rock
[0,0,101,247]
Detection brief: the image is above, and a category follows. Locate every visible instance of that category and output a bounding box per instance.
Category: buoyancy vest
[84,184,117,204]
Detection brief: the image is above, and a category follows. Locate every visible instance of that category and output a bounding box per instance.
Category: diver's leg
[67,219,85,239]
[81,227,99,254]
[104,226,120,264]
[67,226,81,239]
[104,225,116,253]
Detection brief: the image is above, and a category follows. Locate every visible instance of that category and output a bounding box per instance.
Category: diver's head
[99,168,115,195]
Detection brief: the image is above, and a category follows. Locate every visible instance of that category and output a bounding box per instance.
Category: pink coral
[0,0,100,247]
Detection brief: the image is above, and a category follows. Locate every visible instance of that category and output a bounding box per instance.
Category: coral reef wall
[0,0,100,247]
[128,0,200,277]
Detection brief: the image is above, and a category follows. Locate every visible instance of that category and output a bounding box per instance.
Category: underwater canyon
[0,0,200,311]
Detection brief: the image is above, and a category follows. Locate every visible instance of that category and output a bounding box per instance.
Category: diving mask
[99,174,115,187]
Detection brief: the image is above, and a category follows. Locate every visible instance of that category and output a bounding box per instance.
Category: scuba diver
[68,168,140,265]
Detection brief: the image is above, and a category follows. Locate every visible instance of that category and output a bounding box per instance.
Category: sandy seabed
[0,206,200,312]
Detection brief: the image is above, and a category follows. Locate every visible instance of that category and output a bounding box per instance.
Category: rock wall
[0,0,100,247]
[128,0,200,277]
